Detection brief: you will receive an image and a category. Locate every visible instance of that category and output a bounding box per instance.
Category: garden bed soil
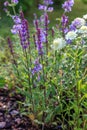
[0,87,61,130]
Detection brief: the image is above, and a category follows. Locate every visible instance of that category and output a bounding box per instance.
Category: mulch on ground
[0,87,40,130]
[0,87,60,130]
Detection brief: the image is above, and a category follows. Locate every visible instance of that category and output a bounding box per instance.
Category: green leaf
[0,77,5,87]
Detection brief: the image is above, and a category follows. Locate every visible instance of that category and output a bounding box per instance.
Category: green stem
[24,49,34,113]
[12,6,16,15]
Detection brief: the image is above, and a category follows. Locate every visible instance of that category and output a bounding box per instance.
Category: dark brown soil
[0,87,40,130]
[0,87,61,130]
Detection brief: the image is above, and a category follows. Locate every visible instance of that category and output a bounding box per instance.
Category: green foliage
[19,0,35,12]
[82,0,87,4]
[53,0,65,8]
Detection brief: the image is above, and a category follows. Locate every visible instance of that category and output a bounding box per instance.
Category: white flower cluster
[51,14,87,51]
[65,31,77,40]
[51,38,66,51]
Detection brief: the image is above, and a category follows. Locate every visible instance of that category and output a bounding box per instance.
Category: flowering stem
[7,37,20,79]
[24,49,34,113]
[12,6,16,15]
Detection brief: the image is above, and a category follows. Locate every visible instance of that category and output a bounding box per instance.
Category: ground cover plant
[0,0,87,129]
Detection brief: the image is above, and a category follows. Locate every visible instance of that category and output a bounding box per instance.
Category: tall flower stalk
[7,37,20,78]
[61,0,74,37]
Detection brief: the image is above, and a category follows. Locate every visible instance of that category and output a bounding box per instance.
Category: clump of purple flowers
[11,16,22,34]
[61,14,69,34]
[19,12,30,49]
[33,18,46,55]
[32,59,42,75]
[61,0,74,35]
[62,0,74,13]
[11,12,30,49]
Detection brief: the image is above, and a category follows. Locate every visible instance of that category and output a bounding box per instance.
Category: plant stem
[24,49,34,113]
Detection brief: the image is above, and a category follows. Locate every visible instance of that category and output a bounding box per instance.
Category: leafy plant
[3,0,87,129]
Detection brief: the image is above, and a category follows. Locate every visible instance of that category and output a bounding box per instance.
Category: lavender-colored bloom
[11,15,22,34]
[44,13,49,38]
[36,28,43,55]
[33,17,46,54]
[43,0,53,5]
[69,18,86,31]
[66,39,72,44]
[19,18,30,49]
[32,59,42,75]
[34,19,39,30]
[38,0,53,12]
[61,15,69,26]
[47,7,53,12]
[12,16,21,24]
[11,0,19,4]
[62,0,74,12]
[63,27,69,34]
[11,24,22,34]
[38,4,53,12]
[38,4,47,11]
[4,1,9,6]
[11,12,30,49]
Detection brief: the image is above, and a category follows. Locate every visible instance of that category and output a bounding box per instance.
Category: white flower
[65,31,77,40]
[83,14,87,20]
[78,26,87,34]
[51,38,66,50]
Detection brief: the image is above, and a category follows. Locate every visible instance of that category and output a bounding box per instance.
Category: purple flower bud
[61,15,69,26]
[37,28,43,55]
[38,0,53,11]
[19,18,30,49]
[38,4,47,11]
[47,7,53,12]
[44,0,53,5]
[12,16,21,24]
[7,37,14,54]
[62,0,74,12]
[11,0,19,4]
[4,1,9,6]
[32,61,42,75]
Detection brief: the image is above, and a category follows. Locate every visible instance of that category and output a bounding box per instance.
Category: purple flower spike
[36,28,43,55]
[32,59,42,75]
[19,18,30,49]
[62,0,74,12]
[61,15,69,26]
